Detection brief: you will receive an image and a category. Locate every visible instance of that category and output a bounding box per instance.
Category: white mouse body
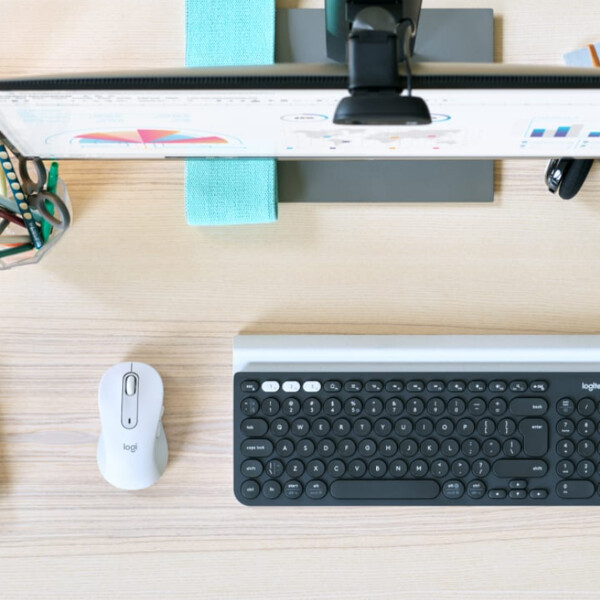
[97,362,168,490]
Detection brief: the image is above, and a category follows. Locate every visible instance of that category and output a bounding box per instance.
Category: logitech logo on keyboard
[582,382,600,392]
[123,443,137,453]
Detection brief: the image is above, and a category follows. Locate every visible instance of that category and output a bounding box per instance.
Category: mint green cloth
[185,0,278,225]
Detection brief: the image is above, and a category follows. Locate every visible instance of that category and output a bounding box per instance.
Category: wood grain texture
[2,1,600,598]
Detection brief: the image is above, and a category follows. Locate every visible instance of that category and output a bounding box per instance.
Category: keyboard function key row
[241,378,549,394]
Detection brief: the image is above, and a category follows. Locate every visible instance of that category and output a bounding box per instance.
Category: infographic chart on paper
[1,89,600,158]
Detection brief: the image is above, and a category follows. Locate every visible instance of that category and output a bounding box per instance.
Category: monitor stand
[275,8,494,203]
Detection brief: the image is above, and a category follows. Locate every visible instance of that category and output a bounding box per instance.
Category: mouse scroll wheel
[125,374,137,396]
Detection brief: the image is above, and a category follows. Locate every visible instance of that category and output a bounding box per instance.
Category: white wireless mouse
[97,362,168,490]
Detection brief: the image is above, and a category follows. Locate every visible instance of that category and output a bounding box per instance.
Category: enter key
[519,418,548,457]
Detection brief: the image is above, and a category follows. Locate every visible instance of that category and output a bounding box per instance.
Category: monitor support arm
[332,1,432,125]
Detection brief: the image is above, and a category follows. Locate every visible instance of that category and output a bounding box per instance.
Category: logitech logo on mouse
[123,443,138,453]
[582,382,600,392]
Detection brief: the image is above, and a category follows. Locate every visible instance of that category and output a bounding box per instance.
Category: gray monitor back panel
[276,8,494,203]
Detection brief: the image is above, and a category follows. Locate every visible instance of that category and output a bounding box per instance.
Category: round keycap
[467,480,486,499]
[471,459,490,477]
[443,480,464,499]
[303,398,321,416]
[452,459,470,477]
[369,459,387,478]
[503,438,521,457]
[241,459,263,478]
[282,398,301,416]
[348,459,367,477]
[284,480,303,499]
[241,397,259,416]
[557,419,575,436]
[457,418,475,436]
[312,418,331,437]
[365,398,384,416]
[482,439,501,457]
[353,418,372,437]
[306,480,327,499]
[410,459,428,477]
[447,398,466,416]
[291,418,310,436]
[328,459,346,477]
[421,439,438,457]
[323,398,342,416]
[477,418,495,437]
[386,398,403,416]
[333,418,351,436]
[557,439,575,457]
[399,439,418,457]
[415,418,434,436]
[578,398,596,416]
[468,398,486,416]
[286,459,304,477]
[263,480,282,499]
[374,418,393,437]
[359,439,377,457]
[577,460,595,478]
[427,398,445,416]
[307,459,326,477]
[241,480,260,499]
[318,439,335,457]
[462,438,480,457]
[276,439,294,457]
[468,380,486,393]
[441,439,460,457]
[389,459,408,477]
[266,459,284,477]
[406,398,425,415]
[498,418,516,437]
[380,439,398,457]
[436,418,454,436]
[297,439,315,457]
[557,398,575,416]
[271,418,289,437]
[338,439,356,457]
[557,459,574,477]
[489,398,507,416]
[578,419,595,437]
[395,419,413,436]
[431,459,449,477]
[345,398,362,416]
[578,439,595,457]
[262,397,280,416]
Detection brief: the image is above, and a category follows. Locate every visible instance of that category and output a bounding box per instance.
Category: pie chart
[73,129,232,144]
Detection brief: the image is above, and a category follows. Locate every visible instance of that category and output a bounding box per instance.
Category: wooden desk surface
[2,1,600,598]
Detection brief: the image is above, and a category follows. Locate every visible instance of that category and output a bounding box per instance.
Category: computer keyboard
[233,335,600,506]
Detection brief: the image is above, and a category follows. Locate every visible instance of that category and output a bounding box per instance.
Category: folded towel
[185,0,278,225]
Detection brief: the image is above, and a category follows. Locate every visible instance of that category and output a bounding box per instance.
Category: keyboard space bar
[331,480,440,500]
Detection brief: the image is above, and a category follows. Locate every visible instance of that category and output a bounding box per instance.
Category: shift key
[494,459,548,478]
[519,418,548,456]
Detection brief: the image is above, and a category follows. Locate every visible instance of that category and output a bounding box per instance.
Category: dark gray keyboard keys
[331,480,440,500]
[493,459,548,478]
[519,418,548,457]
[235,371,600,505]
